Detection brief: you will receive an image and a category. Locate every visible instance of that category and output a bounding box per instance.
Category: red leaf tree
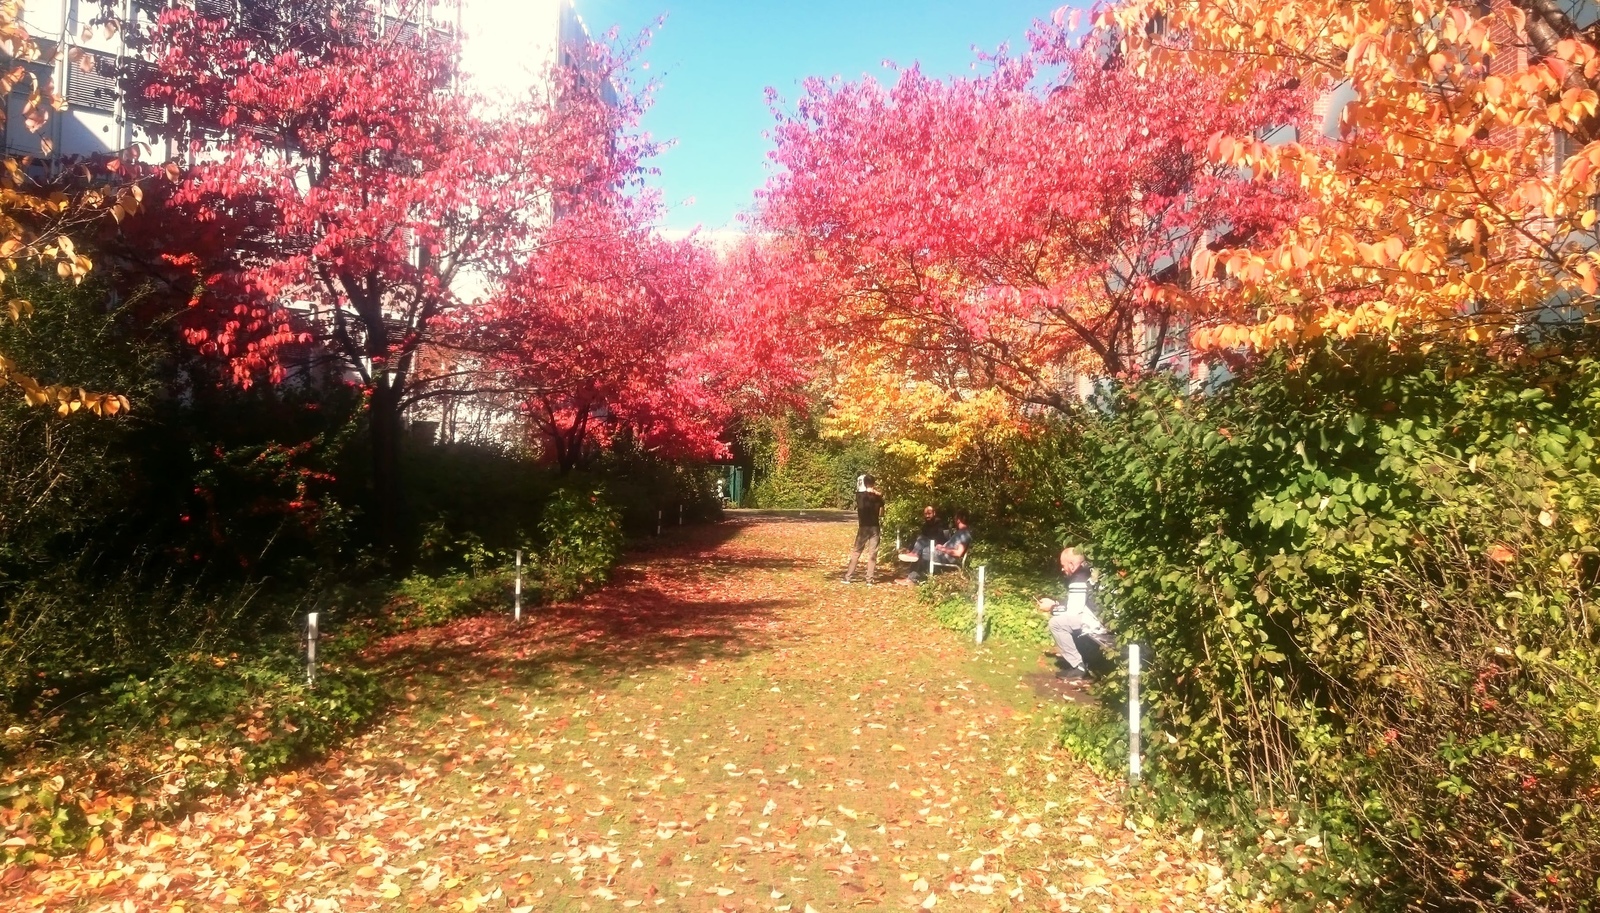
[444,200,815,473]
[757,22,1311,411]
[132,4,649,546]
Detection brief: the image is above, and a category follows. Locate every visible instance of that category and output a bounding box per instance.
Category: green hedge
[746,412,878,509]
[1016,339,1600,911]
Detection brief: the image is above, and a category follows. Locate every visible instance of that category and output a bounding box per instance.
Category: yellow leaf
[1577,261,1599,295]
[1381,236,1404,264]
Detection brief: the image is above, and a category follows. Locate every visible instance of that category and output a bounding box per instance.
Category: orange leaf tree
[1103,0,1600,350]
[0,0,137,416]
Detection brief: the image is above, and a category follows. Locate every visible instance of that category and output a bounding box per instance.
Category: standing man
[1037,546,1115,681]
[844,474,884,585]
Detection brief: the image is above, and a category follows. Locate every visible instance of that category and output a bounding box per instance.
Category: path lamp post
[975,565,987,645]
[514,549,523,622]
[305,612,320,688]
[1128,644,1143,784]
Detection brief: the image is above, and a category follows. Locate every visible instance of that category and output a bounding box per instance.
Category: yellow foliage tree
[822,352,1024,483]
[0,0,132,415]
[1105,0,1600,350]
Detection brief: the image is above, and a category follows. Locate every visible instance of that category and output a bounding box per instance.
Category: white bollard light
[1129,644,1143,784]
[305,612,320,688]
[975,565,987,645]
[514,549,523,622]
[679,503,684,526]
[657,510,663,536]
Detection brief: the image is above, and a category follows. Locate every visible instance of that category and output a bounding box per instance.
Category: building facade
[7,0,600,449]
[7,0,595,160]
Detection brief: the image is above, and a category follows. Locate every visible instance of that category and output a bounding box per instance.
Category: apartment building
[4,0,496,159]
[7,0,597,158]
[7,0,602,448]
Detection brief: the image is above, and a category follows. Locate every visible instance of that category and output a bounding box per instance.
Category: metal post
[678,503,684,526]
[895,534,901,553]
[514,550,523,622]
[928,546,935,579]
[975,565,987,645]
[305,612,319,688]
[657,510,663,536]
[1128,644,1143,784]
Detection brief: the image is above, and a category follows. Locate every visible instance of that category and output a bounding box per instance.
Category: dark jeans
[846,525,880,582]
[907,536,933,560]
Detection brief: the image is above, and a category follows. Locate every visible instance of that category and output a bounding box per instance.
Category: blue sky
[576,1,1069,232]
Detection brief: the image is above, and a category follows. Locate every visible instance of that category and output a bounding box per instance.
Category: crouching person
[1037,546,1116,681]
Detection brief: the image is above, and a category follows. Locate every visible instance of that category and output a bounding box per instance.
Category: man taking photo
[843,474,884,585]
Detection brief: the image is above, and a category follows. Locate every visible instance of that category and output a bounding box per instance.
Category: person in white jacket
[1037,546,1115,681]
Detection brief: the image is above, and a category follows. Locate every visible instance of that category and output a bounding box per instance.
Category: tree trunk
[369,378,409,565]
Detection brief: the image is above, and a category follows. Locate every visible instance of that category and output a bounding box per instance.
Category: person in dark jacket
[915,505,942,550]
[843,475,884,584]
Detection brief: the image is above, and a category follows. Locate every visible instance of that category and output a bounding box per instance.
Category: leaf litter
[6,517,1240,911]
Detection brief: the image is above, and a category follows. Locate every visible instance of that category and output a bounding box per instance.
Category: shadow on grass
[364,520,802,709]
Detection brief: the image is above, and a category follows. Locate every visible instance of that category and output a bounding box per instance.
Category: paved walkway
[16,518,1233,911]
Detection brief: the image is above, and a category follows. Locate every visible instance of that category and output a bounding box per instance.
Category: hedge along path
[11,517,1235,912]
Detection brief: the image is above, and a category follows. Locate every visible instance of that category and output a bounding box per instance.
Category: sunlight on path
[14,519,1235,912]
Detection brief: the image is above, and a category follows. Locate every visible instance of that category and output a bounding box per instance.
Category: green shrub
[0,268,367,680]
[591,445,723,535]
[0,639,386,863]
[394,566,511,628]
[1012,337,1600,911]
[922,570,1050,644]
[1057,702,1129,782]
[405,444,553,571]
[747,411,878,509]
[536,483,624,600]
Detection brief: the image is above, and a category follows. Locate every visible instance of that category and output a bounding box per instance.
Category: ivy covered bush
[536,484,624,600]
[1019,338,1600,912]
[746,411,879,509]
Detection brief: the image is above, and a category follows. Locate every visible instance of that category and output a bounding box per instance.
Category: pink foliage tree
[132,4,649,542]
[758,22,1311,410]
[446,200,816,473]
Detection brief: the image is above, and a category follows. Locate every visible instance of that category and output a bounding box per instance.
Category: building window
[5,57,57,156]
[66,47,117,113]
[194,0,237,19]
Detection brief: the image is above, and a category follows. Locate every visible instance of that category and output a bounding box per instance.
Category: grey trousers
[845,526,880,582]
[1049,608,1114,670]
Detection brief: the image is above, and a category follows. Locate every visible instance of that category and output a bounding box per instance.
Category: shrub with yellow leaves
[0,0,138,415]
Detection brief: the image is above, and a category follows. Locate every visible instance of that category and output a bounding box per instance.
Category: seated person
[1037,546,1116,681]
[908,505,943,555]
[899,514,973,578]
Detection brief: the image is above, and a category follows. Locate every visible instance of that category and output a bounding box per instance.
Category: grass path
[14,517,1235,912]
